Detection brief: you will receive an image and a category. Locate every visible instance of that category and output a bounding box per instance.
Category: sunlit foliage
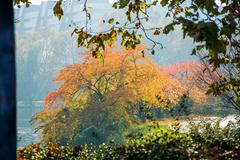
[33,45,206,145]
[14,0,240,110]
[52,0,240,110]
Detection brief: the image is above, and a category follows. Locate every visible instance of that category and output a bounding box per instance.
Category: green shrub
[18,121,240,160]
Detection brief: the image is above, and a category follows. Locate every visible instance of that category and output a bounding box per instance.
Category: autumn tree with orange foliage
[161,60,232,113]
[33,45,207,145]
[161,61,219,102]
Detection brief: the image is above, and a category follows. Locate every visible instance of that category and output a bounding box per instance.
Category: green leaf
[160,0,168,7]
[119,0,130,8]
[108,18,114,24]
[163,23,175,34]
[191,48,196,55]
[140,2,147,9]
[151,50,155,55]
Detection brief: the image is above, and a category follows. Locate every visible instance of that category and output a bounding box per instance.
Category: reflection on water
[17,102,43,148]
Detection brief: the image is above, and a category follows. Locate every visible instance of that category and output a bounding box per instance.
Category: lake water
[17,102,239,148]
[17,103,43,148]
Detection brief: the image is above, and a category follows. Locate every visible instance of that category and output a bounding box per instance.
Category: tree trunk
[0,0,16,159]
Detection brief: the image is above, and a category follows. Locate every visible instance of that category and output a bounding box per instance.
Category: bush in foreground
[18,121,240,160]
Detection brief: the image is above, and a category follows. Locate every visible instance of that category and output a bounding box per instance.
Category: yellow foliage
[33,45,207,144]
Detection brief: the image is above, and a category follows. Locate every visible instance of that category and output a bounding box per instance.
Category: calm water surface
[17,102,238,148]
[17,103,43,148]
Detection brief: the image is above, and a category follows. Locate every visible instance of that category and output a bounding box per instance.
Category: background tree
[51,0,240,111]
[14,0,240,110]
[33,45,206,145]
[161,60,235,115]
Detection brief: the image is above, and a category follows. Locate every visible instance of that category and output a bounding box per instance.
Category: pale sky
[30,0,48,5]
[30,0,224,6]
[29,0,117,5]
